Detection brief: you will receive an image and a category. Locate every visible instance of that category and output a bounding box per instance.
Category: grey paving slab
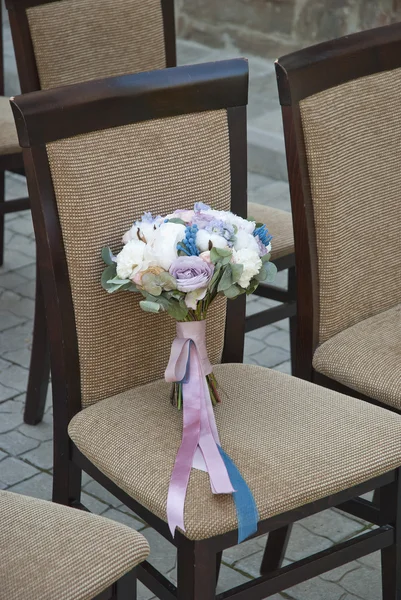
[0,456,39,485]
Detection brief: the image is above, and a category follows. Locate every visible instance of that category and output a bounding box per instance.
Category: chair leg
[0,170,5,266]
[216,550,222,585]
[288,266,297,375]
[177,538,216,600]
[381,472,401,599]
[24,268,51,424]
[260,525,292,575]
[114,568,137,600]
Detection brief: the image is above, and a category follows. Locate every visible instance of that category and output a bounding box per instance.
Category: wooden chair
[6,0,296,429]
[259,21,401,577]
[6,0,177,426]
[1,489,149,599]
[10,59,401,599]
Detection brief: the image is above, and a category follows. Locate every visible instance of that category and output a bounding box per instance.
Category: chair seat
[69,363,401,541]
[313,304,401,410]
[0,490,149,599]
[248,202,294,261]
[0,97,21,155]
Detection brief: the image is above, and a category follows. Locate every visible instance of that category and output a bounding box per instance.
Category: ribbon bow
[165,320,259,543]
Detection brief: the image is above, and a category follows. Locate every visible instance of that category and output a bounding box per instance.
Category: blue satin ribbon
[218,446,259,543]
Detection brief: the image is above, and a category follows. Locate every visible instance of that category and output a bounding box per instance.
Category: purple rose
[169,256,214,292]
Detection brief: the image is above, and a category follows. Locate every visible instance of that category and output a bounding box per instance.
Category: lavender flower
[205,219,235,246]
[169,256,214,292]
[194,202,211,212]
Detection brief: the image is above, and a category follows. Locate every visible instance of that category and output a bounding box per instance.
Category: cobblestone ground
[0,30,381,600]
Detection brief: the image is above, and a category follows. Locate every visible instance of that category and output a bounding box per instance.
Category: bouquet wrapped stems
[171,371,221,409]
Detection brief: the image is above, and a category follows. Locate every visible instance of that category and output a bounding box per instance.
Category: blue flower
[205,219,235,246]
[177,224,200,256]
[253,224,272,247]
[194,202,211,212]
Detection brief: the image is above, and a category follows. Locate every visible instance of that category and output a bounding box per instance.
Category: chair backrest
[6,0,176,93]
[11,60,248,413]
[276,23,401,380]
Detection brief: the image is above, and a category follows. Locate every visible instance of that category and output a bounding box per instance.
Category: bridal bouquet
[101,202,276,541]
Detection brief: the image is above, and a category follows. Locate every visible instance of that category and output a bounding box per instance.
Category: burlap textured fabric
[27,0,166,89]
[299,67,401,343]
[313,304,401,409]
[0,97,21,155]
[248,202,294,261]
[0,490,149,600]
[46,111,230,407]
[69,363,401,540]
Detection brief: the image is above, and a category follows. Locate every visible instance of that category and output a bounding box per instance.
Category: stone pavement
[0,27,382,600]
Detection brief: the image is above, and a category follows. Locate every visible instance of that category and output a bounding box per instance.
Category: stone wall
[176,0,401,57]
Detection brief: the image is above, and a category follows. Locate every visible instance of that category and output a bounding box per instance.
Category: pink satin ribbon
[165,320,234,537]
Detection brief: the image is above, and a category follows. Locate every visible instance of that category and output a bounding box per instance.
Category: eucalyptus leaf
[224,284,241,299]
[101,246,116,266]
[107,284,124,293]
[214,247,232,257]
[139,300,162,313]
[254,267,268,282]
[265,261,277,283]
[141,273,162,296]
[261,253,271,263]
[167,218,186,225]
[231,263,243,283]
[157,272,177,291]
[210,248,221,264]
[107,276,131,285]
[217,265,233,292]
[101,265,117,290]
[246,278,260,295]
[167,299,188,321]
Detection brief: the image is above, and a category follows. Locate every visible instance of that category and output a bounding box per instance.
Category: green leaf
[107,276,131,285]
[265,261,277,283]
[121,282,139,292]
[217,265,233,292]
[261,252,271,263]
[224,284,241,299]
[167,299,188,321]
[139,300,162,313]
[157,272,177,291]
[101,246,116,266]
[231,263,243,284]
[214,247,232,257]
[167,218,186,225]
[101,265,117,290]
[246,280,260,295]
[254,267,268,282]
[210,248,221,264]
[141,273,162,296]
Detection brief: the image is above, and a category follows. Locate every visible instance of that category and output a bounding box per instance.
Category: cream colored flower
[232,248,262,288]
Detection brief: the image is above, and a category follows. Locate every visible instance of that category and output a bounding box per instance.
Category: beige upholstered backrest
[26,0,166,89]
[299,67,401,344]
[46,110,231,407]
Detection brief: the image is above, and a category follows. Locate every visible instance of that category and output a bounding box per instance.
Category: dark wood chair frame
[6,0,176,425]
[6,0,296,428]
[258,21,401,582]
[0,0,30,260]
[10,59,401,600]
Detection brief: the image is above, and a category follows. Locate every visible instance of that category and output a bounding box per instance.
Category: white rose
[150,222,186,271]
[232,248,262,289]
[196,229,228,252]
[116,239,146,279]
[234,230,260,253]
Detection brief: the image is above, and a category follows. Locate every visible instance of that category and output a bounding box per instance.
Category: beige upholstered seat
[0,97,21,155]
[313,304,401,410]
[248,202,294,261]
[0,490,149,600]
[69,363,401,541]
